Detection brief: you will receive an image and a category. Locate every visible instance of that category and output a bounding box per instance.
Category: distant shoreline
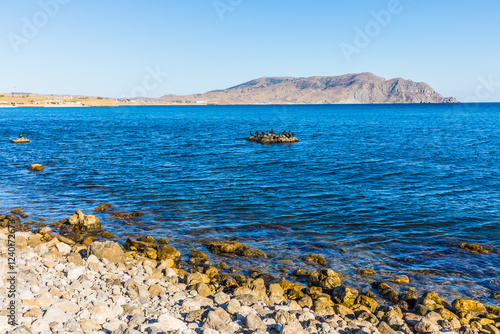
[0,101,468,108]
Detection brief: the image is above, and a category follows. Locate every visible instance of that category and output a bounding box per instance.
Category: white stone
[34,244,49,255]
[201,328,220,334]
[86,254,99,265]
[54,263,65,272]
[102,318,125,331]
[89,304,114,325]
[299,311,316,322]
[18,289,34,300]
[30,318,51,332]
[56,242,72,255]
[53,300,81,314]
[157,314,188,331]
[67,266,85,280]
[43,306,70,323]
[214,292,230,305]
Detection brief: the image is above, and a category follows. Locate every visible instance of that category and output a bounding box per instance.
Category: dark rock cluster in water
[247,130,299,144]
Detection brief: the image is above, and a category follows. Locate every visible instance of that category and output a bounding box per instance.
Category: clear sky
[1,0,499,101]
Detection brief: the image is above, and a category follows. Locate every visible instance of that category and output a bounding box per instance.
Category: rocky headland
[158,73,458,105]
[1,208,499,334]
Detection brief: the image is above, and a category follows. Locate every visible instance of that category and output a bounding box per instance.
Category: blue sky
[1,0,499,101]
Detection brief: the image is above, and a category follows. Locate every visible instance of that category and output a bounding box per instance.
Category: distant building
[11,92,31,97]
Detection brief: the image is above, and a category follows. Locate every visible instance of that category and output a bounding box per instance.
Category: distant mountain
[159,73,457,104]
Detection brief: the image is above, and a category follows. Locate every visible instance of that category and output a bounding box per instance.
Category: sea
[1,103,499,305]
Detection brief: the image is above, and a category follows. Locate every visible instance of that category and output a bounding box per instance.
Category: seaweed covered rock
[459,242,490,254]
[124,238,157,251]
[452,299,486,313]
[68,209,103,233]
[189,250,209,266]
[101,231,116,239]
[157,245,181,261]
[93,203,112,212]
[401,288,419,309]
[242,248,268,259]
[110,211,145,220]
[356,268,376,275]
[190,250,208,259]
[355,295,378,313]
[373,281,400,303]
[304,254,327,266]
[11,208,24,215]
[421,291,451,310]
[6,214,21,225]
[207,240,248,256]
[137,235,155,243]
[332,286,359,307]
[308,269,342,290]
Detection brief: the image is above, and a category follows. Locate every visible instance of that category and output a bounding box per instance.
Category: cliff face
[159,73,457,104]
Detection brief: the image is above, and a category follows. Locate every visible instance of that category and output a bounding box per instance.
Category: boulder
[93,203,112,212]
[267,283,285,302]
[356,268,376,275]
[308,269,343,289]
[421,291,450,309]
[10,137,30,143]
[304,254,327,266]
[55,242,72,255]
[88,241,126,264]
[5,214,21,224]
[28,163,46,171]
[333,286,359,307]
[68,209,103,233]
[207,240,248,255]
[414,318,440,333]
[391,274,410,284]
[246,313,265,331]
[233,278,269,301]
[242,248,268,258]
[373,281,400,303]
[355,295,378,313]
[452,299,486,313]
[459,242,490,254]
[313,298,335,316]
[157,245,181,261]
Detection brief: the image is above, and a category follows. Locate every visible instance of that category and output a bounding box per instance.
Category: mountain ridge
[159,72,457,104]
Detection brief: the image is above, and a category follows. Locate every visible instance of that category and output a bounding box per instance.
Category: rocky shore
[1,210,500,334]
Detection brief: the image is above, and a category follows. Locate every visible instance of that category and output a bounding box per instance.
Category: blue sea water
[1,104,499,304]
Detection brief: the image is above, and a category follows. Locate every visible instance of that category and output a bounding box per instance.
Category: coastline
[1,209,499,334]
[0,102,462,108]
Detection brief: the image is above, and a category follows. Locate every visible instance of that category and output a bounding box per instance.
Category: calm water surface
[1,104,499,304]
